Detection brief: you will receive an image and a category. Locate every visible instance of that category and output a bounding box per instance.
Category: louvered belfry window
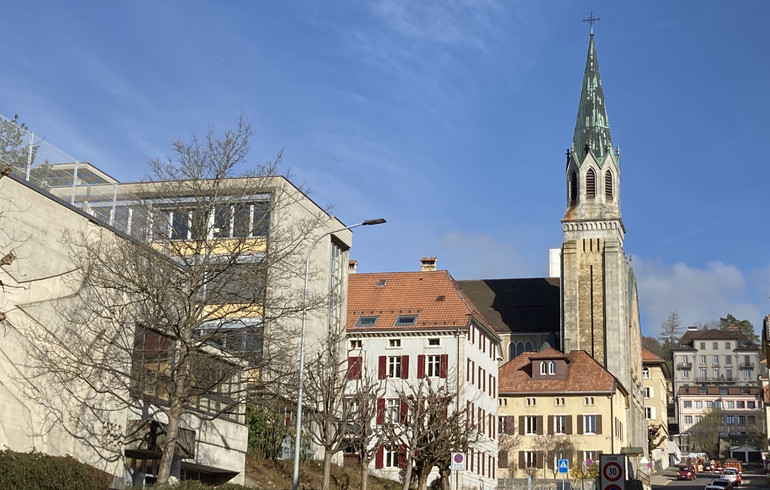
[586,168,596,198]
[605,170,613,198]
[570,172,578,204]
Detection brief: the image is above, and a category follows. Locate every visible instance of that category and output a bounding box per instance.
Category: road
[655,471,768,490]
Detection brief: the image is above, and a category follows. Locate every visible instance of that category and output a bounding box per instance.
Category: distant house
[346,258,500,489]
[497,348,628,480]
[642,349,670,472]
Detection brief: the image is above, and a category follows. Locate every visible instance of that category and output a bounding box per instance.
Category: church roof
[573,33,616,168]
[456,277,560,336]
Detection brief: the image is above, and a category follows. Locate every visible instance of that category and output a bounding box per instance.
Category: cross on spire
[583,11,600,35]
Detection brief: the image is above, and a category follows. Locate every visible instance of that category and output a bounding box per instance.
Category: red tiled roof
[498,348,617,394]
[642,349,665,364]
[347,270,494,335]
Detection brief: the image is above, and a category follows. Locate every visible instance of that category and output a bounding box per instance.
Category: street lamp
[292,218,386,490]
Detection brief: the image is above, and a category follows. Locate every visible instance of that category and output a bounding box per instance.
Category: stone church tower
[560,30,647,452]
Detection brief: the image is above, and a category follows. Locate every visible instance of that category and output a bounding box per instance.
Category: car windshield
[680,466,691,471]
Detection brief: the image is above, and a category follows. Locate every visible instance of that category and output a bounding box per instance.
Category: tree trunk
[401,458,413,490]
[322,450,333,490]
[156,399,182,484]
[360,457,370,490]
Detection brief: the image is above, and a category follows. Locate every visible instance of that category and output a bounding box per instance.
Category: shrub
[0,449,112,490]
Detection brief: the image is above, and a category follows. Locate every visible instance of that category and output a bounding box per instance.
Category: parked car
[709,478,734,490]
[678,465,697,480]
[721,469,740,485]
[723,460,743,474]
[705,485,726,490]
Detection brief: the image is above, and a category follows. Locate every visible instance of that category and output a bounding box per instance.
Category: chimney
[348,260,357,274]
[420,257,437,272]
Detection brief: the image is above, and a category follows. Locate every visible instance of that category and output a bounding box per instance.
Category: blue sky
[1,1,768,338]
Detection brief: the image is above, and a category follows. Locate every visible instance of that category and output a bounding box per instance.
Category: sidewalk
[649,467,677,488]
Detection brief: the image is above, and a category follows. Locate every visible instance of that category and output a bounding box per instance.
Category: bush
[0,449,112,490]
[145,482,252,490]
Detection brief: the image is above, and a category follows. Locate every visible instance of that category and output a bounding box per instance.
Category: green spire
[573,33,616,167]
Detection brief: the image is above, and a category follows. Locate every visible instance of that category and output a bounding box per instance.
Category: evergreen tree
[658,311,683,374]
[719,314,759,345]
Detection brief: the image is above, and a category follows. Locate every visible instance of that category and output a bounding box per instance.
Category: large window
[387,356,402,378]
[524,416,538,435]
[386,399,400,424]
[554,415,568,434]
[644,407,655,419]
[384,447,399,468]
[583,415,597,434]
[426,355,441,377]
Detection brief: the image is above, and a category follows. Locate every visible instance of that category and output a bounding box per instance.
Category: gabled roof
[498,348,618,395]
[456,277,560,336]
[347,270,497,338]
[674,328,758,350]
[642,349,665,364]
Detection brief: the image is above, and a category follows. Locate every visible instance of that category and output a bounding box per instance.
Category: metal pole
[292,219,385,490]
[25,132,34,182]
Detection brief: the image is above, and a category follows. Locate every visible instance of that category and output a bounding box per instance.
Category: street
[654,470,768,490]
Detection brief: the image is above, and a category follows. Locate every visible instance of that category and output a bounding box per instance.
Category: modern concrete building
[346,258,501,489]
[1,149,354,486]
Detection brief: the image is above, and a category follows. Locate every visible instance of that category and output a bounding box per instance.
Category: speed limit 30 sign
[599,454,625,490]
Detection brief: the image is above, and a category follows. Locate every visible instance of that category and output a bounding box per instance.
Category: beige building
[497,348,628,480]
[642,349,670,471]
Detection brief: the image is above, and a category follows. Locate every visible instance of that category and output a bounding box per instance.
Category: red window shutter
[440,354,448,378]
[399,399,409,424]
[548,415,554,435]
[537,415,543,435]
[518,451,525,469]
[347,356,362,380]
[375,446,384,469]
[518,415,525,436]
[398,445,407,469]
[480,451,485,476]
[566,415,573,434]
[596,414,603,434]
[466,358,471,382]
[378,356,386,379]
[417,355,425,378]
[376,398,385,425]
[401,355,409,379]
[577,416,584,434]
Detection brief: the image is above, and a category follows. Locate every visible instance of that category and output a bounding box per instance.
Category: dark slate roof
[674,328,759,351]
[676,385,762,397]
[456,277,560,336]
[572,33,617,169]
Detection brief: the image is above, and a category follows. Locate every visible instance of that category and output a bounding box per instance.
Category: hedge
[0,449,112,490]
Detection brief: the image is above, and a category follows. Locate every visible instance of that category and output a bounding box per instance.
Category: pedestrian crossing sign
[558,459,569,473]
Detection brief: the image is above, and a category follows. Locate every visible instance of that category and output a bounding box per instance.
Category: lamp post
[292,218,386,490]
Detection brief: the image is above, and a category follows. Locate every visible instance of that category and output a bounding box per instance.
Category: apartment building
[497,348,628,480]
[346,259,500,489]
[672,327,764,451]
[642,349,670,471]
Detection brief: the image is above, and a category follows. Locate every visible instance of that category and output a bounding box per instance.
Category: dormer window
[539,361,556,375]
[586,168,596,198]
[355,316,379,327]
[394,315,418,326]
[605,169,613,198]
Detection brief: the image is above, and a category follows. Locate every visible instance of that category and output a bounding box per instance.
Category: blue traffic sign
[558,459,569,473]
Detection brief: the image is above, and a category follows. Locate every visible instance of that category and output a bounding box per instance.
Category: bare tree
[344,365,387,490]
[303,323,355,490]
[531,434,575,479]
[19,117,335,485]
[385,377,477,490]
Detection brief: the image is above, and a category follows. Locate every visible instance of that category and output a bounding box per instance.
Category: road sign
[558,459,569,473]
[600,454,625,490]
[450,452,465,471]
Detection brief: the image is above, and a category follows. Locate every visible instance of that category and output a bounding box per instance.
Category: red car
[678,465,697,480]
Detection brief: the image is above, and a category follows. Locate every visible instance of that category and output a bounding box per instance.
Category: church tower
[560,29,642,399]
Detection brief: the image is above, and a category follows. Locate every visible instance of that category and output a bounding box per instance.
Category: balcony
[677,362,692,369]
[695,376,735,384]
[738,362,755,370]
